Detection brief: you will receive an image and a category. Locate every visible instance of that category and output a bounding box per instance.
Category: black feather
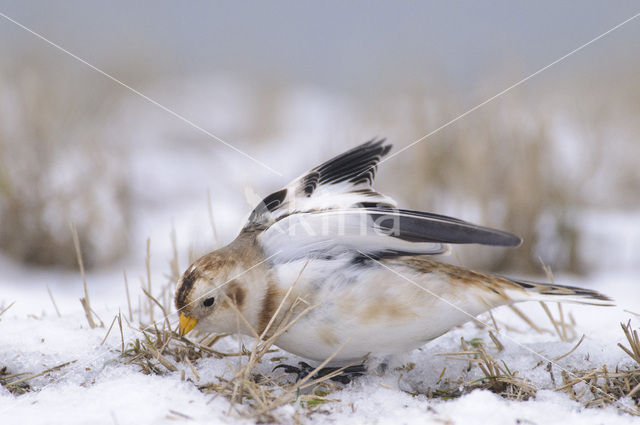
[512,279,614,303]
[365,208,522,247]
[300,139,392,196]
[245,188,288,229]
[262,188,288,212]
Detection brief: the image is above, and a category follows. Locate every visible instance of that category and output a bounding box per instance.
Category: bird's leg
[272,362,316,381]
[273,362,366,384]
[316,364,367,384]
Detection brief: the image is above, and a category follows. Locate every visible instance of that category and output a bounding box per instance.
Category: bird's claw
[273,362,316,381]
[273,361,366,384]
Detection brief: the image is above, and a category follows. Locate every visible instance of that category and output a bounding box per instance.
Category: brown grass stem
[71,223,96,328]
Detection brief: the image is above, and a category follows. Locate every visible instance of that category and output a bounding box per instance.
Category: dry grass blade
[207,189,219,247]
[619,321,640,365]
[553,364,640,415]
[145,238,153,323]
[46,283,61,317]
[488,310,499,332]
[507,304,548,334]
[0,369,30,382]
[185,356,200,381]
[434,324,640,414]
[167,410,193,420]
[543,323,640,415]
[123,270,133,322]
[101,314,119,345]
[179,335,239,358]
[144,339,178,372]
[553,334,585,361]
[169,224,180,284]
[249,340,353,418]
[540,264,575,341]
[628,381,640,399]
[71,223,97,328]
[141,287,172,331]
[0,301,15,317]
[436,338,537,401]
[5,361,75,388]
[489,331,504,352]
[539,302,574,342]
[117,311,125,353]
[199,332,230,347]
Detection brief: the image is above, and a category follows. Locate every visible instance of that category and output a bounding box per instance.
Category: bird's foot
[273,362,366,384]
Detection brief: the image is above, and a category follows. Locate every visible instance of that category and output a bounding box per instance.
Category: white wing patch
[259,209,447,263]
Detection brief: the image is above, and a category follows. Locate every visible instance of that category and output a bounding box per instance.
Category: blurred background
[1,0,639,279]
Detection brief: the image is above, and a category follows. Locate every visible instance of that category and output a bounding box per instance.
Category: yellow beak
[179,313,198,336]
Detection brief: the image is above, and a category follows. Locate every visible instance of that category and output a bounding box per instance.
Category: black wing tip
[548,287,614,303]
[513,279,615,305]
[310,138,393,189]
[588,292,615,303]
[492,232,523,247]
[362,137,391,149]
[340,137,392,160]
[562,285,614,303]
[380,208,524,248]
[370,137,392,156]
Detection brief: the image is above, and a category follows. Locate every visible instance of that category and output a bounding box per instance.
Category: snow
[2,82,640,424]
[2,249,639,425]
[312,387,635,425]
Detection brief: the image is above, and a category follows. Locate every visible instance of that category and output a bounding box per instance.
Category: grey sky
[1,1,639,96]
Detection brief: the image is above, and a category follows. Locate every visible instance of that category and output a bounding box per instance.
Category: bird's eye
[203,297,215,307]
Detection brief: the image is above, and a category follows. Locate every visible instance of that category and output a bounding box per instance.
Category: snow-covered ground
[2,261,639,425]
[2,82,640,424]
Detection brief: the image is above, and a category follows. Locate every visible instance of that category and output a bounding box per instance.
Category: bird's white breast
[270,257,498,364]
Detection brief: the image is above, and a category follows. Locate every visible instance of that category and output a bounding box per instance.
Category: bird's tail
[506,278,614,306]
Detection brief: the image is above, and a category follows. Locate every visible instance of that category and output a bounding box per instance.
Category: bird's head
[174,250,244,336]
[174,241,267,337]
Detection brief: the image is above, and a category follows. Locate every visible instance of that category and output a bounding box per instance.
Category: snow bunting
[175,139,612,364]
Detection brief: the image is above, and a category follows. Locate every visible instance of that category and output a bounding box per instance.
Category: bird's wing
[243,139,395,231]
[243,139,521,263]
[365,208,522,246]
[257,207,521,263]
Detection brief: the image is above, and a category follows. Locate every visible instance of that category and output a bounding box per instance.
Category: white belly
[271,258,501,363]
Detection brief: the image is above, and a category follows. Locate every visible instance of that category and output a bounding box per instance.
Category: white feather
[259,209,446,263]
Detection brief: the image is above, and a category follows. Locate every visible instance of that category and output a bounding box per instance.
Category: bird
[175,139,612,370]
